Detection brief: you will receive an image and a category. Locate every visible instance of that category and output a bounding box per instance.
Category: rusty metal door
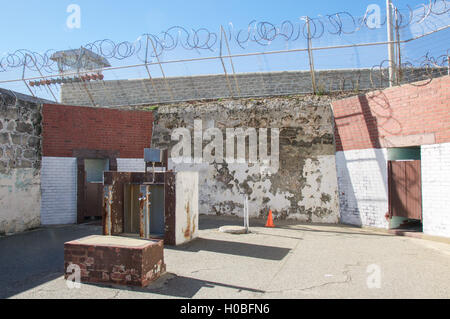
[85,183,103,218]
[388,160,422,220]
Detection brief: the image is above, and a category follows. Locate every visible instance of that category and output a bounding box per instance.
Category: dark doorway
[75,149,118,224]
[84,159,109,219]
[123,184,165,238]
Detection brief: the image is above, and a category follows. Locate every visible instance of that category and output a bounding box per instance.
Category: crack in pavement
[190,267,226,274]
[260,239,302,292]
[264,263,359,295]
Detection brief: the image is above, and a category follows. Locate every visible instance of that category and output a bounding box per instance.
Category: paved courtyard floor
[1,216,449,299]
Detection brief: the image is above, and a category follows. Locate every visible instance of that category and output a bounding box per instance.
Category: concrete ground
[1,216,450,299]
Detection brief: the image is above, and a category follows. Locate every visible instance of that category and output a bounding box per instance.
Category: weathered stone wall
[0,89,43,235]
[61,69,384,107]
[150,95,340,223]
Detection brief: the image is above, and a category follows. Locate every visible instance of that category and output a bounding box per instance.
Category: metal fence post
[306,17,317,94]
[148,37,175,102]
[395,7,402,85]
[144,36,161,104]
[387,0,396,87]
[447,52,450,76]
[221,26,242,98]
[219,26,235,98]
[21,56,35,98]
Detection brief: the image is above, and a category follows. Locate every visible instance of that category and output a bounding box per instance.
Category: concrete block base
[64,235,166,287]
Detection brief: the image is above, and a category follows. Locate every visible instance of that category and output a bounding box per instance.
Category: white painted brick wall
[40,157,77,225]
[117,158,146,172]
[336,149,389,229]
[40,158,145,225]
[421,143,450,238]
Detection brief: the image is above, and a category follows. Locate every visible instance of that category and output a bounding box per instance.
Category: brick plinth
[64,236,166,287]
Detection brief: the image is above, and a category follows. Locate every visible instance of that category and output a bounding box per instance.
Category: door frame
[74,149,119,224]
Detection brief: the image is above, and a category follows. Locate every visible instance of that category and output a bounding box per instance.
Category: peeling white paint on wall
[152,96,341,222]
[292,155,340,224]
[0,169,40,234]
[170,161,290,218]
[170,155,340,223]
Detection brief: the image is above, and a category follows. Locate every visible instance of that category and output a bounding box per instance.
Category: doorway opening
[123,184,166,239]
[388,147,423,233]
[83,158,109,223]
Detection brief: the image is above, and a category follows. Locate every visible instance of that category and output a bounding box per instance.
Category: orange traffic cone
[265,210,275,228]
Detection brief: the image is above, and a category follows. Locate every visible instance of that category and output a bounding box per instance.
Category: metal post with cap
[386,0,396,87]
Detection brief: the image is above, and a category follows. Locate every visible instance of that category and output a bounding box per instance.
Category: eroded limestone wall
[151,96,340,222]
[0,90,42,235]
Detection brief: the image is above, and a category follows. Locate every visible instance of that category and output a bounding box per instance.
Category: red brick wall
[333,75,450,152]
[64,238,166,287]
[43,104,153,158]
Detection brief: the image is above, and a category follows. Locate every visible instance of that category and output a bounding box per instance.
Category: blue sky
[0,0,433,54]
[0,0,447,98]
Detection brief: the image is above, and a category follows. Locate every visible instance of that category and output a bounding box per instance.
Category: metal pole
[103,186,112,236]
[78,71,96,107]
[244,195,249,233]
[220,26,235,98]
[221,26,241,97]
[26,54,58,102]
[144,36,161,103]
[146,186,151,239]
[387,0,396,87]
[395,7,402,85]
[148,37,175,102]
[306,17,317,94]
[447,52,449,76]
[21,58,35,98]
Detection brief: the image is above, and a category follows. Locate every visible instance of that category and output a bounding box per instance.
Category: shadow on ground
[87,272,266,298]
[0,224,101,299]
[167,238,291,261]
[0,215,391,299]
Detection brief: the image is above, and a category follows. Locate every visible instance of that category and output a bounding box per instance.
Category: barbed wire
[0,0,448,75]
[24,50,447,102]
[310,50,449,94]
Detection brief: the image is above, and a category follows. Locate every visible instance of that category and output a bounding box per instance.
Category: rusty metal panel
[139,186,145,238]
[391,161,407,218]
[389,160,422,220]
[139,185,151,239]
[109,172,132,235]
[405,161,422,220]
[164,172,176,246]
[103,171,177,242]
[103,186,112,235]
